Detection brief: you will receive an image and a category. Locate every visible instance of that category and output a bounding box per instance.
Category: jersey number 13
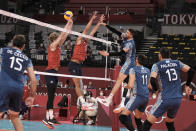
[166,68,178,81]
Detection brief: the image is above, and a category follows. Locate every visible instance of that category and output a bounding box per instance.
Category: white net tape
[0,9,112,45]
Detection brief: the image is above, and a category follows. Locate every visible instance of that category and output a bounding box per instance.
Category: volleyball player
[118,55,150,131]
[98,29,136,111]
[0,35,37,131]
[42,18,73,129]
[142,47,195,131]
[68,12,105,109]
[99,24,132,113]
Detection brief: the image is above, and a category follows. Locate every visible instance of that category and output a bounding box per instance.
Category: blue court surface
[0,120,166,131]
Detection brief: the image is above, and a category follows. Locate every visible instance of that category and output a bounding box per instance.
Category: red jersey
[71,40,88,62]
[46,45,60,70]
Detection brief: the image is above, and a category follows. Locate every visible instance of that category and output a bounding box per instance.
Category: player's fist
[185,86,192,95]
[99,50,109,56]
[25,96,35,107]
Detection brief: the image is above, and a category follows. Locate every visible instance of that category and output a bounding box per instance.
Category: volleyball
[64,11,73,21]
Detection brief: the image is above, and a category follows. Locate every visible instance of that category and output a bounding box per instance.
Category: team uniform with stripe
[125,66,150,112]
[150,59,185,118]
[120,38,136,75]
[0,47,33,112]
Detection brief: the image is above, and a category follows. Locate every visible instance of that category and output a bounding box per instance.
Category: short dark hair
[160,47,170,58]
[128,29,135,36]
[137,54,147,65]
[13,35,26,48]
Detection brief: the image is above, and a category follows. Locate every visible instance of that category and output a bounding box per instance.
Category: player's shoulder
[143,66,150,72]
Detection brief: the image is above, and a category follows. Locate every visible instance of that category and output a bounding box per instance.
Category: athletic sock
[122,88,128,97]
[49,110,54,119]
[134,117,142,131]
[142,120,152,131]
[119,114,135,131]
[166,122,175,131]
[46,111,50,120]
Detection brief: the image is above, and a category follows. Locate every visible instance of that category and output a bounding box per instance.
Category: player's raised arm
[180,62,195,95]
[50,18,73,50]
[150,64,158,92]
[76,11,97,43]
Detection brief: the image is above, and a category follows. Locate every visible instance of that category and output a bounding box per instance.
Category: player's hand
[25,96,35,107]
[185,86,192,95]
[99,23,106,26]
[99,50,109,56]
[98,14,105,23]
[91,11,97,20]
[67,17,73,24]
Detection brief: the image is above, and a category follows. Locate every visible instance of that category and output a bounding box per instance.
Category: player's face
[158,53,162,61]
[126,30,133,39]
[136,58,139,65]
[21,44,25,51]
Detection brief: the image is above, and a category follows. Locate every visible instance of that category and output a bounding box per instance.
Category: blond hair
[49,32,60,43]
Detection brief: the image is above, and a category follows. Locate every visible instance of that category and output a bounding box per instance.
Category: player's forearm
[83,18,94,33]
[106,25,122,37]
[186,68,195,86]
[59,21,73,46]
[30,80,37,97]
[109,50,126,56]
[89,23,100,37]
[150,77,158,91]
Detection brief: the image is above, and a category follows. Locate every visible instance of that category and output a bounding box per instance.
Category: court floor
[0,120,166,131]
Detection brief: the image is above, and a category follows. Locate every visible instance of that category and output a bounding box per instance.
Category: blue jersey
[151,59,184,99]
[130,66,150,98]
[120,39,136,75]
[0,47,33,88]
[123,38,136,68]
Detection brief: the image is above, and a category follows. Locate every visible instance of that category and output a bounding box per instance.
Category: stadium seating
[147,34,196,66]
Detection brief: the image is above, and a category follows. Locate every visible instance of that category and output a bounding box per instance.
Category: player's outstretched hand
[185,86,192,95]
[99,50,109,56]
[25,96,35,107]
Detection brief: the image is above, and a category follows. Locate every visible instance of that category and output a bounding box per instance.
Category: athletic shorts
[150,98,181,119]
[125,95,148,112]
[45,69,58,86]
[68,61,82,76]
[120,62,134,75]
[0,85,23,112]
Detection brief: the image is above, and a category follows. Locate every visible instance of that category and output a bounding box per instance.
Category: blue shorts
[0,85,23,112]
[125,95,148,112]
[150,98,181,119]
[120,62,134,75]
[68,61,82,76]
[45,69,58,86]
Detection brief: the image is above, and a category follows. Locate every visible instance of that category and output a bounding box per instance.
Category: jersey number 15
[10,56,23,71]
